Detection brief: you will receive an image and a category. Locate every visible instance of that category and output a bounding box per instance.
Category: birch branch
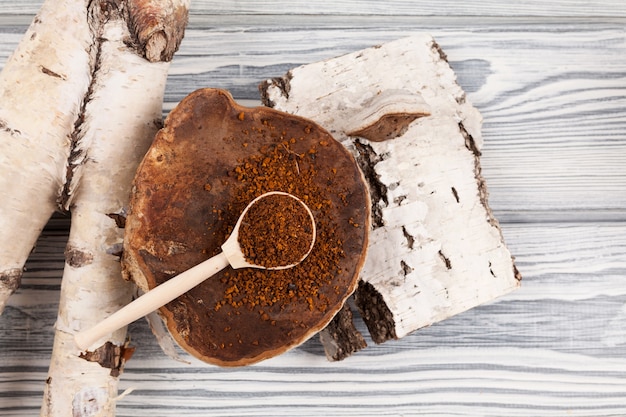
[0,0,94,313]
[261,35,521,357]
[41,1,188,416]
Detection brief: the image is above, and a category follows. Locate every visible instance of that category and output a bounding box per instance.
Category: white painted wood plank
[1,0,626,17]
[5,348,626,417]
[2,223,625,416]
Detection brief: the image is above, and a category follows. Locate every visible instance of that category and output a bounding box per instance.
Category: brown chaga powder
[212,138,347,314]
[238,193,314,268]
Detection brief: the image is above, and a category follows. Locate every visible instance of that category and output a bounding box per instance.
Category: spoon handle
[75,252,229,351]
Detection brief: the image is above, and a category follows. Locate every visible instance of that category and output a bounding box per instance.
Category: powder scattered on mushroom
[210,134,347,315]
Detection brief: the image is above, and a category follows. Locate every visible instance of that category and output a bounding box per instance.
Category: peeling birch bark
[145,310,190,364]
[41,1,188,416]
[0,0,93,313]
[261,35,521,355]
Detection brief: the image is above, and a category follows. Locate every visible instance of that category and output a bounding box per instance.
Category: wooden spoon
[75,191,316,351]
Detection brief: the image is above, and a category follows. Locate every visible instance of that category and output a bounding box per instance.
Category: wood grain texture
[0,1,625,416]
[1,0,626,17]
[2,224,625,416]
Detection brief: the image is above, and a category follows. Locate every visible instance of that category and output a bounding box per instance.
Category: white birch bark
[0,0,93,312]
[41,1,188,415]
[262,35,521,346]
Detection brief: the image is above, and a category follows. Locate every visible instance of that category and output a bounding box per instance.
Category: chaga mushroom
[122,88,370,366]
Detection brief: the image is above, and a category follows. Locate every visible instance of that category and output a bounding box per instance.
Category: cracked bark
[318,302,368,361]
[261,34,521,355]
[355,281,397,344]
[352,139,388,229]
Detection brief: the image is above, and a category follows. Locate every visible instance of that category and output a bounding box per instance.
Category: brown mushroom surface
[122,88,370,366]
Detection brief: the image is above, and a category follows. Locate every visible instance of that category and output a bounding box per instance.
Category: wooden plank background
[1,1,625,416]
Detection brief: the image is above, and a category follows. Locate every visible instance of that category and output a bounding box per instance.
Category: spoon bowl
[222,191,316,270]
[75,191,316,351]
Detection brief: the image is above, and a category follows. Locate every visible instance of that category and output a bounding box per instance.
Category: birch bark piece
[0,0,93,313]
[41,1,188,416]
[261,34,521,351]
[122,88,370,367]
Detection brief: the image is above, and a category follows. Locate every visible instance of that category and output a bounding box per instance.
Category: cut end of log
[128,0,189,62]
[144,31,168,63]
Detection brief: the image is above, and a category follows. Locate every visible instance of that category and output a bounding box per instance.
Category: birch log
[0,0,94,313]
[261,35,521,354]
[41,1,188,416]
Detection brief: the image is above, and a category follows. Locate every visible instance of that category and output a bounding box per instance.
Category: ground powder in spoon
[210,137,347,315]
[238,193,314,268]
